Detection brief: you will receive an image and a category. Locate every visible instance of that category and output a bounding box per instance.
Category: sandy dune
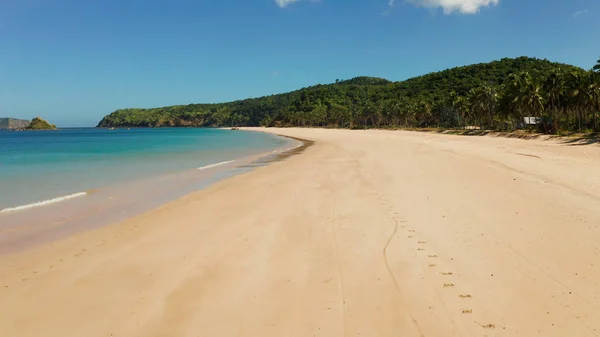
[1,128,600,337]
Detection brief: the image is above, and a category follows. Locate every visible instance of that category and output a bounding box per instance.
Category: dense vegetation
[27,117,56,130]
[98,56,600,133]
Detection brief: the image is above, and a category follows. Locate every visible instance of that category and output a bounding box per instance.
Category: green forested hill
[393,57,576,100]
[97,56,599,133]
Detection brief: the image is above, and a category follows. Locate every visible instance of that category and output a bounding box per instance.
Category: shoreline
[0,132,309,256]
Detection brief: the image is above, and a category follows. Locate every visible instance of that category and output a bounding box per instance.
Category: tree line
[98,56,600,134]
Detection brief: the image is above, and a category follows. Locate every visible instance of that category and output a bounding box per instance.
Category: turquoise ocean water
[0,128,291,210]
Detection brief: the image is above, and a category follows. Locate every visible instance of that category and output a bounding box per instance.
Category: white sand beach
[1,128,600,337]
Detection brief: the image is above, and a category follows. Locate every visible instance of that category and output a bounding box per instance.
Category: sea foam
[197,160,235,171]
[0,191,88,213]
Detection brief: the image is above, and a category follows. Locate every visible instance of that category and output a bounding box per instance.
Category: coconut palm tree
[593,57,600,73]
[524,83,545,118]
[414,100,432,128]
[502,72,546,130]
[567,70,591,131]
[544,69,565,130]
[450,91,469,128]
[584,70,600,131]
[467,84,498,129]
[502,72,529,127]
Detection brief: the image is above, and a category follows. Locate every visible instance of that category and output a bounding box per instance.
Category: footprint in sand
[459,294,472,298]
[428,255,438,258]
[462,309,473,314]
[418,241,426,244]
[443,283,455,287]
[429,264,437,267]
[74,249,87,257]
[441,272,453,276]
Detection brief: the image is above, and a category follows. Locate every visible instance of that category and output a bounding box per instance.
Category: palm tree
[387,100,402,127]
[405,101,418,127]
[594,57,600,73]
[467,87,484,128]
[450,91,468,128]
[544,69,565,130]
[567,70,591,131]
[467,84,498,129]
[502,73,527,126]
[502,72,546,130]
[414,100,432,128]
[523,82,545,118]
[584,70,600,131]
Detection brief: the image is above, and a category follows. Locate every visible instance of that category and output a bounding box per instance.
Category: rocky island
[27,117,57,130]
[0,118,31,130]
[0,117,56,130]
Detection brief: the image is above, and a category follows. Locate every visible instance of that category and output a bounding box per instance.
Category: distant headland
[0,117,57,130]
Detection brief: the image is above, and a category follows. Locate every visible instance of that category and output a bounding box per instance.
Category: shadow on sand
[432,129,600,146]
[555,132,600,146]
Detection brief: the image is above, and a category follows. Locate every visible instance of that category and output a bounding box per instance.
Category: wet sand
[1,128,600,336]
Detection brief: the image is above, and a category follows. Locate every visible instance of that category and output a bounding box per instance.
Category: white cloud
[275,0,320,8]
[277,0,497,14]
[275,0,301,8]
[573,9,588,18]
[407,0,499,14]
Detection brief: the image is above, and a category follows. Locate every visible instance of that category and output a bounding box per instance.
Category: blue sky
[1,0,599,126]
